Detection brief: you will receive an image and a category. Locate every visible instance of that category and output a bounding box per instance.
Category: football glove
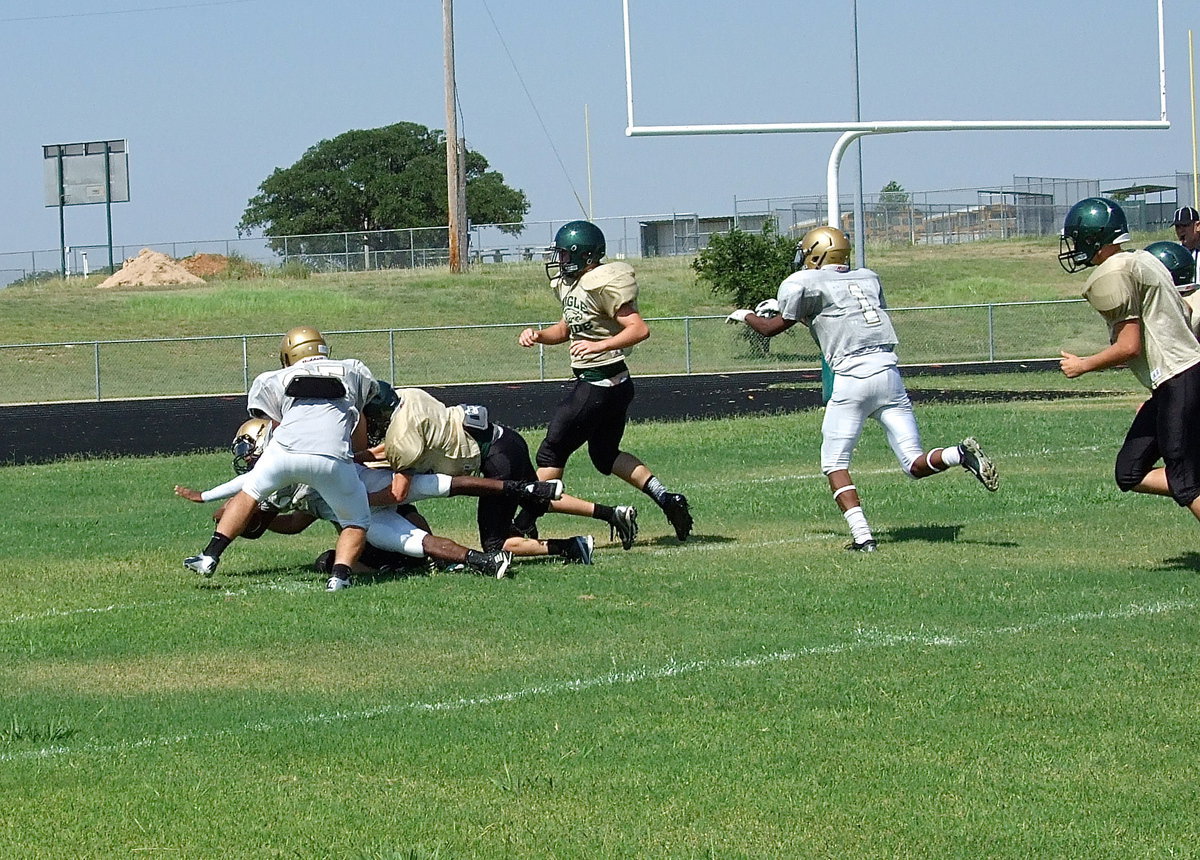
[726,309,751,324]
[754,298,781,318]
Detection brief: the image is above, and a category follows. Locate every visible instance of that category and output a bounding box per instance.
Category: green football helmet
[546,220,606,280]
[363,380,401,446]
[1058,197,1130,273]
[1144,241,1197,288]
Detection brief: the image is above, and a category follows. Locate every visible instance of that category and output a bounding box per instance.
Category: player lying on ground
[367,386,640,565]
[182,326,381,589]
[726,226,998,552]
[175,418,564,583]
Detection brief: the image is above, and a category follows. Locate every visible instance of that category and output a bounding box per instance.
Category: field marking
[2,598,1190,764]
[0,580,314,626]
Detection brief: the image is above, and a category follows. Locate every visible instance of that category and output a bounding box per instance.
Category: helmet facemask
[231,419,272,474]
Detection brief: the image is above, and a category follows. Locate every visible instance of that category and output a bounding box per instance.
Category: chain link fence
[0,299,1105,405]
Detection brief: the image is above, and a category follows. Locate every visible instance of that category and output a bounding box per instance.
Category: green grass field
[2,390,1198,857]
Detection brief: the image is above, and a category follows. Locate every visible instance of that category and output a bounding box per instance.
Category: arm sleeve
[201,473,248,502]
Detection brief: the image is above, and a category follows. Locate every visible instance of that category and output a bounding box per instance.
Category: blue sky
[0,0,1195,256]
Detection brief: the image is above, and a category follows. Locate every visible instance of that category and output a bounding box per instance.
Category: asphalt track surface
[1,359,1094,465]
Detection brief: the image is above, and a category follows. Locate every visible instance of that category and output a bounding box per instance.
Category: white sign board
[43,140,130,207]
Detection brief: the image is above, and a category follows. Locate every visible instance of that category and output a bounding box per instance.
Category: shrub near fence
[0,300,1107,405]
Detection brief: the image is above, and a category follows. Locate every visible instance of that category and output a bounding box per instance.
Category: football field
[1,391,1197,857]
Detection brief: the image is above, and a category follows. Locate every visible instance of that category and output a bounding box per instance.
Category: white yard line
[2,598,1190,763]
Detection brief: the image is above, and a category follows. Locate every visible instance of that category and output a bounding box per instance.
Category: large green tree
[238,122,529,258]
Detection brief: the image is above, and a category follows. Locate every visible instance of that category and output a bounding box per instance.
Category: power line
[478,0,588,219]
[0,0,259,24]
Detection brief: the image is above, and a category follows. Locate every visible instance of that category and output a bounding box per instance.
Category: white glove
[754,298,781,318]
[726,309,751,324]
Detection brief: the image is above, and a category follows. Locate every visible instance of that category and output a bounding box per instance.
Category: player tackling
[727,226,998,552]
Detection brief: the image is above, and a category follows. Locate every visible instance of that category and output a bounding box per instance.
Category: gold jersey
[551,261,640,371]
[1082,249,1200,390]
[383,387,481,476]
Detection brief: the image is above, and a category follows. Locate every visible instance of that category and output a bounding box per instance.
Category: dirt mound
[180,253,233,278]
[97,248,206,288]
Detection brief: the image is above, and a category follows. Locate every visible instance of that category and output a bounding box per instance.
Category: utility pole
[443,0,467,273]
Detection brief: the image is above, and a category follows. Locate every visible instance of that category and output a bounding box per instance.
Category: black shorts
[1114,362,1200,506]
[476,424,537,551]
[535,375,635,474]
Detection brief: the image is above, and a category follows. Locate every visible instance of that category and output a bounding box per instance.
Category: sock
[938,446,963,468]
[591,503,616,523]
[203,531,232,559]
[330,563,352,581]
[642,476,668,504]
[842,506,874,545]
[546,539,570,557]
[513,506,542,535]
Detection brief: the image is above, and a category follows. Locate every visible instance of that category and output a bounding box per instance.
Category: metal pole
[57,150,67,278]
[104,142,115,273]
[94,342,101,400]
[684,317,692,374]
[850,0,867,268]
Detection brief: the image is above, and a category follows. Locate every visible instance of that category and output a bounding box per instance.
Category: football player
[174,418,563,580]
[1171,206,1200,272]
[726,226,998,552]
[1144,240,1200,338]
[517,220,693,541]
[182,326,380,590]
[1059,198,1200,528]
[373,386,640,565]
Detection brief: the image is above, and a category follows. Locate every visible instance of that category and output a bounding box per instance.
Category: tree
[238,122,529,260]
[691,220,797,357]
[691,219,796,309]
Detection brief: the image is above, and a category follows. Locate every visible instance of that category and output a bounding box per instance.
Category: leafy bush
[691,220,796,309]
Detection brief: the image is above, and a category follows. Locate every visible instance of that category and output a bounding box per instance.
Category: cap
[1173,206,1199,225]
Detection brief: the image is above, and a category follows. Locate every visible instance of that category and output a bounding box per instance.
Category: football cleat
[610,505,639,550]
[846,539,877,553]
[469,549,514,579]
[183,553,218,577]
[313,549,335,574]
[325,575,352,591]
[512,479,563,504]
[561,535,595,565]
[659,493,693,541]
[959,437,999,491]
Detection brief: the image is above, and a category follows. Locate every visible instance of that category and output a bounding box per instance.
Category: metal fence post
[94,342,101,401]
[389,330,396,382]
[987,304,996,362]
[242,337,250,391]
[537,324,546,381]
[684,317,692,373]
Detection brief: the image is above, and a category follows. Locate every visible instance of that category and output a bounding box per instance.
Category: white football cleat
[325,575,352,591]
[183,553,218,577]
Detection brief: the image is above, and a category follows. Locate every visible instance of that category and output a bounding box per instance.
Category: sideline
[2,598,1190,763]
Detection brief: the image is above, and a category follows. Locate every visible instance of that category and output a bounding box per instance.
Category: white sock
[842,505,873,544]
[938,446,963,468]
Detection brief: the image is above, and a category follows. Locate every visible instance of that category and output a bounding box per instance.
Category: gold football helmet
[279,326,328,367]
[231,417,273,474]
[794,226,852,270]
